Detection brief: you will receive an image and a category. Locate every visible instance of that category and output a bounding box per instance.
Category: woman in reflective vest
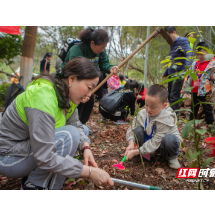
[0,57,114,190]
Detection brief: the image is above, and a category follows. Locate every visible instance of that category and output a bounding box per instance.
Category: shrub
[0,82,11,107]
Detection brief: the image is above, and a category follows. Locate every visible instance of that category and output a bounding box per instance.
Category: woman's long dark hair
[78,27,109,45]
[124,80,139,92]
[33,56,100,109]
[43,52,52,59]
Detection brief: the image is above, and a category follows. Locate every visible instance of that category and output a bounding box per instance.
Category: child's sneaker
[169,158,181,169]
[114,120,129,125]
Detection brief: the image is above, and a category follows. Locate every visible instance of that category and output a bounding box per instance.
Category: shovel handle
[121,156,127,163]
[111,178,162,190]
[91,28,162,95]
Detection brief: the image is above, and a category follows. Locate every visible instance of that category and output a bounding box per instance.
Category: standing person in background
[136,83,146,108]
[119,74,126,87]
[61,27,120,128]
[162,26,193,117]
[181,42,214,125]
[55,56,63,70]
[40,52,52,74]
[185,32,196,50]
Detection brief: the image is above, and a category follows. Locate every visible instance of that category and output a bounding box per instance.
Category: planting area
[1,102,215,190]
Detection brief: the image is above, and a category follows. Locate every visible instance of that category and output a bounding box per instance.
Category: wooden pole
[20,26,37,89]
[91,28,160,95]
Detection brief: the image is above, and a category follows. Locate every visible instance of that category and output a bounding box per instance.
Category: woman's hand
[89,167,114,186]
[83,149,98,168]
[81,97,90,103]
[110,66,120,75]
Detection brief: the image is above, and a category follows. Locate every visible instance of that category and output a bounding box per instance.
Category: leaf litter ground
[1,102,215,190]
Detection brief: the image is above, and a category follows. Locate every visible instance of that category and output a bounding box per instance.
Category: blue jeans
[0,125,89,190]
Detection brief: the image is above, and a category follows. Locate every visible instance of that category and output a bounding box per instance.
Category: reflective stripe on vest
[15,78,77,128]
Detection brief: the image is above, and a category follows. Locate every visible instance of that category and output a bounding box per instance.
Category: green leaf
[174,109,192,112]
[182,120,194,139]
[191,73,198,82]
[162,63,171,69]
[185,147,193,163]
[174,57,190,61]
[186,50,194,54]
[196,51,206,55]
[202,148,215,153]
[170,98,188,108]
[202,157,214,169]
[184,70,193,77]
[159,77,180,85]
[191,151,201,160]
[195,102,215,106]
[65,178,75,184]
[160,59,171,64]
[190,160,198,168]
[195,129,207,135]
[183,86,195,92]
[181,141,185,148]
[172,65,177,69]
[175,62,183,65]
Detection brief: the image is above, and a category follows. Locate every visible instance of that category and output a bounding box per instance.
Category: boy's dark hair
[119,74,124,81]
[138,83,144,92]
[146,84,168,104]
[196,41,209,51]
[125,76,128,79]
[164,26,176,34]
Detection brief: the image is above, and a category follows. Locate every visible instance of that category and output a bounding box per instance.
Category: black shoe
[21,182,47,190]
[21,178,47,190]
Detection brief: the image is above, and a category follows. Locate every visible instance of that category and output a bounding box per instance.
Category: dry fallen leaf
[155,168,165,175]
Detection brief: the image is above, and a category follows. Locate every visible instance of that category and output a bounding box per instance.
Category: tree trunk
[20,26,38,89]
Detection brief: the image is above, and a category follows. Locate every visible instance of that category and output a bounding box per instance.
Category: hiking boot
[21,182,47,190]
[169,158,181,169]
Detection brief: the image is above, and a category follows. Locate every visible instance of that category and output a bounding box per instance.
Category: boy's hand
[125,140,135,155]
[126,150,139,160]
[137,95,142,100]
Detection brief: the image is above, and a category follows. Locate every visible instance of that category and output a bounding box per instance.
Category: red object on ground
[205,137,215,157]
[112,161,125,170]
[0,26,21,35]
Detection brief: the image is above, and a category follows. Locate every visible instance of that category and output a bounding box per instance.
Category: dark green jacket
[61,43,113,74]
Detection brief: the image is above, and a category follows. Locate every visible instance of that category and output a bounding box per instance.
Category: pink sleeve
[107,76,120,89]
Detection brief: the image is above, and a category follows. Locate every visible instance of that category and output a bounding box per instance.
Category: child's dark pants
[134,126,180,161]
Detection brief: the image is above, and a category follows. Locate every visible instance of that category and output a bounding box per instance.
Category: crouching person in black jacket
[99,80,138,124]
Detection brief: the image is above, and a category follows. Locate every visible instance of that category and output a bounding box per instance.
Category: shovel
[111,178,162,190]
[91,27,173,95]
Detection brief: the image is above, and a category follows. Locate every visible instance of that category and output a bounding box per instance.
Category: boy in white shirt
[125,84,182,169]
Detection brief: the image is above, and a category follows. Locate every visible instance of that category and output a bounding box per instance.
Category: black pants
[137,100,145,108]
[99,106,128,121]
[135,126,180,160]
[168,79,184,113]
[78,95,94,124]
[95,71,107,101]
[190,93,214,124]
